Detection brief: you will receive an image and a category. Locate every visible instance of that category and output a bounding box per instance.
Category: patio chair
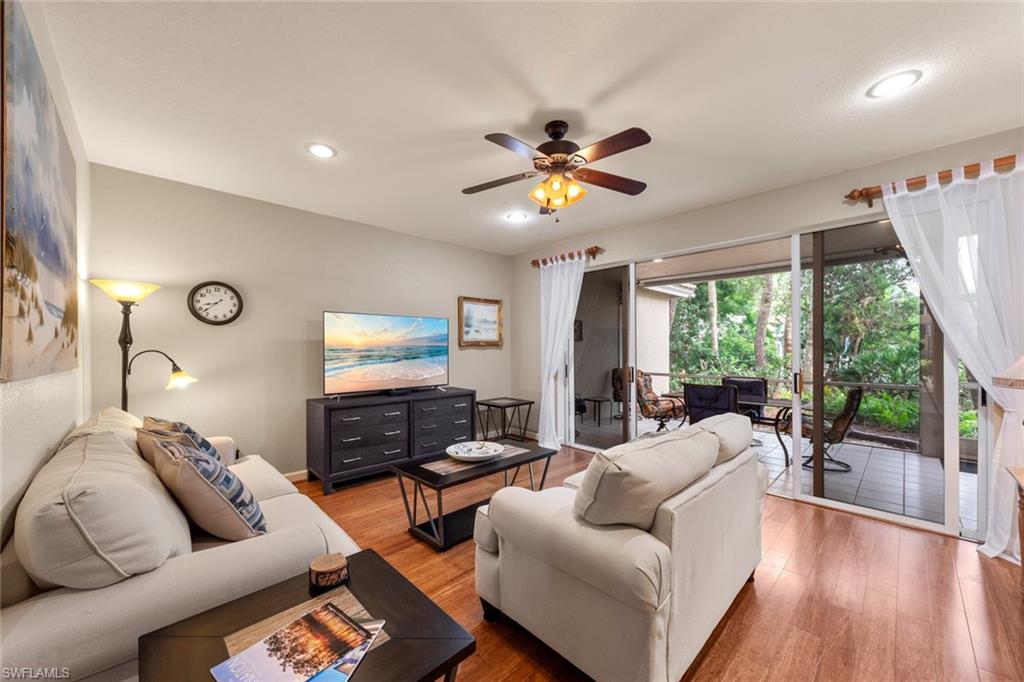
[683,383,739,424]
[611,367,625,420]
[779,387,863,473]
[723,376,771,446]
[636,369,686,431]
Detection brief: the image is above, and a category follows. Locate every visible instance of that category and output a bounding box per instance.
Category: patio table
[665,393,808,466]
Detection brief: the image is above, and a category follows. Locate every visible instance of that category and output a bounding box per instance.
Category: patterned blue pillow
[144,416,219,460]
[152,440,267,540]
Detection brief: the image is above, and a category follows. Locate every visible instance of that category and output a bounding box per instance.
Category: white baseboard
[284,469,307,482]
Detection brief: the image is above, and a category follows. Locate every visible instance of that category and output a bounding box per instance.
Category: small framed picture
[574,320,583,342]
[458,296,503,348]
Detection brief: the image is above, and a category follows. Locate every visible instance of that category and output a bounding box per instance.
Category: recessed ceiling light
[866,70,923,98]
[306,143,337,159]
[652,258,664,263]
[505,212,529,223]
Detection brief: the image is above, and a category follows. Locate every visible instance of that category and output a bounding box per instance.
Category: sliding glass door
[570,264,634,450]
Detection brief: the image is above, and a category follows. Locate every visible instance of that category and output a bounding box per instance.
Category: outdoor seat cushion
[14,431,192,589]
[574,427,719,530]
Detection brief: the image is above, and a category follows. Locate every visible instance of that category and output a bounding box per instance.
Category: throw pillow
[573,427,719,530]
[150,439,267,541]
[142,416,219,460]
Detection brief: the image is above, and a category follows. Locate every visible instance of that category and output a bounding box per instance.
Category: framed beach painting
[458,296,503,348]
[1,1,79,382]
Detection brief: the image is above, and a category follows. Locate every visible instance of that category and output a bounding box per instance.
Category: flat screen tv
[323,311,449,396]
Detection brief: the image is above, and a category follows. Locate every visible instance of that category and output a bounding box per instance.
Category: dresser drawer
[414,414,472,434]
[413,424,473,455]
[412,397,473,421]
[331,442,408,472]
[330,404,407,430]
[330,422,406,451]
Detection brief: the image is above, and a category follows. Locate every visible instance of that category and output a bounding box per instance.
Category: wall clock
[188,281,243,325]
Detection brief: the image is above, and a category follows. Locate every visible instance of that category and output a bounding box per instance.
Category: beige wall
[0,4,91,538]
[635,288,673,395]
[88,165,512,474]
[511,127,1024,429]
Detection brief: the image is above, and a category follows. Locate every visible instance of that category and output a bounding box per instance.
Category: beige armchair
[474,413,767,682]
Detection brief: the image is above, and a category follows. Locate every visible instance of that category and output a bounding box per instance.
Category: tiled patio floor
[575,415,979,528]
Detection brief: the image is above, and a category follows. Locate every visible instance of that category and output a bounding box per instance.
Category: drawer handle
[342,457,362,464]
[422,441,438,448]
[383,411,402,417]
[341,416,361,423]
[421,424,437,431]
[384,449,402,455]
[453,435,468,442]
[383,430,402,436]
[453,419,468,425]
[341,437,362,444]
[454,402,468,408]
[421,407,438,412]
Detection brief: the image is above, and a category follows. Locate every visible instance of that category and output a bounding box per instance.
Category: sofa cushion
[14,431,192,589]
[151,440,267,541]
[562,471,585,490]
[573,427,719,530]
[690,413,753,465]
[257,494,360,556]
[229,455,298,502]
[61,406,143,454]
[143,417,219,461]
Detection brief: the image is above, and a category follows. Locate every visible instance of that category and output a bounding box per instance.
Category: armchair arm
[207,435,238,464]
[488,487,671,610]
[2,526,329,678]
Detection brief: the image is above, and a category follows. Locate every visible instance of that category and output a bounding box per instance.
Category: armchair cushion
[690,413,753,465]
[573,427,718,530]
[474,504,498,553]
[489,487,671,610]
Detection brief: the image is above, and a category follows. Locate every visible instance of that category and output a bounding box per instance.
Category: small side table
[583,396,612,426]
[477,397,534,441]
[1009,466,1024,596]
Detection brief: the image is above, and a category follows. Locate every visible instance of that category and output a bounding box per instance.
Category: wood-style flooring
[297,447,1024,682]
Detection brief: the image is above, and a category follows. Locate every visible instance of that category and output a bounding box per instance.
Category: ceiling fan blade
[574,168,647,195]
[485,133,549,161]
[462,171,539,195]
[574,127,651,164]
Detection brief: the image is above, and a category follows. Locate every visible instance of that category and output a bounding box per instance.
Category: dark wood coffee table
[138,549,474,681]
[389,439,558,552]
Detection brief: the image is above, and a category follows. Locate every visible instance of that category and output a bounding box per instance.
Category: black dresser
[306,388,476,494]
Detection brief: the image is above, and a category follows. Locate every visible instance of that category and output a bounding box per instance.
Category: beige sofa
[1,408,358,681]
[474,413,767,682]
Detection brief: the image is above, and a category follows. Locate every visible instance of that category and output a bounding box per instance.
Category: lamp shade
[165,368,198,390]
[994,355,1024,390]
[90,279,160,303]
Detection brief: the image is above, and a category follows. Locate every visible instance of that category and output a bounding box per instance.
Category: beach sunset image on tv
[324,312,449,395]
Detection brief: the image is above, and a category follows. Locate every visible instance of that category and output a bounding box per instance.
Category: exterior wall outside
[636,288,673,395]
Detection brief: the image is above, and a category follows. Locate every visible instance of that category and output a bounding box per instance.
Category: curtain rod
[530,245,605,269]
[844,154,1018,207]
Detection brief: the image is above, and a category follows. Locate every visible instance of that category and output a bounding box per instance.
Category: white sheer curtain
[537,253,587,450]
[882,155,1023,563]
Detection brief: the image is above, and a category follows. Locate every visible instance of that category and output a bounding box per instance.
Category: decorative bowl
[446,441,505,462]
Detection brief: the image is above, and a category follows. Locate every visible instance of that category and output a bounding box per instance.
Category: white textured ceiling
[43,2,1023,255]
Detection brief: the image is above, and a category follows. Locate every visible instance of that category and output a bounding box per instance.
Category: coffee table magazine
[210,603,379,681]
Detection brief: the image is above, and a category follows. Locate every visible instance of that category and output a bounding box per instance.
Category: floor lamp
[91,280,197,411]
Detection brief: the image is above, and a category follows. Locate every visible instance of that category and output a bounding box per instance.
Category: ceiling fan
[462,120,651,214]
